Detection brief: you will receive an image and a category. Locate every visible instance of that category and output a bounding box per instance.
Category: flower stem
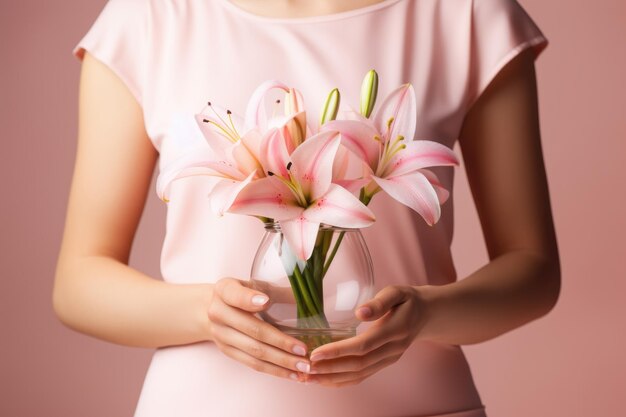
[292,265,316,315]
[322,231,345,277]
[286,271,307,319]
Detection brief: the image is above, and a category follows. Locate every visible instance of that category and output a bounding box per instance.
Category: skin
[54,0,560,389]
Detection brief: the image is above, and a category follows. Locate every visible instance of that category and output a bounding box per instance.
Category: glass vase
[250,222,375,354]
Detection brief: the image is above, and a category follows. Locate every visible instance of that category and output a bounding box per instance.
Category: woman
[54,0,560,416]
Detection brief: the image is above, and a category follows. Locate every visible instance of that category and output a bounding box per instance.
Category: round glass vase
[250,222,375,354]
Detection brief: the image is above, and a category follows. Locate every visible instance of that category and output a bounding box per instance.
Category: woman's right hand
[208,277,313,382]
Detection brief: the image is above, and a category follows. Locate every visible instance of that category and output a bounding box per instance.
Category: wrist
[189,283,215,342]
[410,284,449,344]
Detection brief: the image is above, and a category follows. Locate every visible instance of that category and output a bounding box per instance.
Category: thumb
[216,277,270,312]
[355,286,409,321]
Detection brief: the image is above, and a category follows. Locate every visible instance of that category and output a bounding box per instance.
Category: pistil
[267,163,308,207]
[376,134,406,177]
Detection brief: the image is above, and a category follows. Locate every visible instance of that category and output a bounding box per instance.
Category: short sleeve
[466,0,548,109]
[72,0,149,107]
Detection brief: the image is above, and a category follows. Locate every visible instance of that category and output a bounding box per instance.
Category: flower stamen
[226,109,241,139]
[267,164,308,207]
[376,134,407,176]
[203,101,240,143]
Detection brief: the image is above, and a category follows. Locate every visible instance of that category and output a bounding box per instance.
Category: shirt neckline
[217,0,404,25]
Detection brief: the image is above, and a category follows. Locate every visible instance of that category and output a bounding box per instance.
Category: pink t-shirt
[72,1,547,416]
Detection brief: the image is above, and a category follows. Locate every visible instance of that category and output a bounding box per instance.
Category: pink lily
[320,83,459,225]
[156,80,314,211]
[156,101,263,216]
[228,129,376,260]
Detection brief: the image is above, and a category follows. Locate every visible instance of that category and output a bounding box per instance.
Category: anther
[202,118,209,123]
[227,109,232,115]
[207,101,212,106]
[286,162,292,170]
[268,171,275,176]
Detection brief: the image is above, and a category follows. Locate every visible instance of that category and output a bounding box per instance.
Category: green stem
[312,246,323,295]
[286,272,307,318]
[303,262,323,314]
[292,265,317,315]
[323,231,345,277]
[293,265,328,328]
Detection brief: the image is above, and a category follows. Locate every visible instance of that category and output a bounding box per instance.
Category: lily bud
[320,88,340,126]
[283,111,307,152]
[284,87,304,115]
[360,69,378,118]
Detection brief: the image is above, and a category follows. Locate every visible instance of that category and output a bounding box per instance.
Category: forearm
[53,255,215,348]
[415,250,561,345]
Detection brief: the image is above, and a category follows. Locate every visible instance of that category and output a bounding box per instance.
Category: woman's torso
[135,0,486,415]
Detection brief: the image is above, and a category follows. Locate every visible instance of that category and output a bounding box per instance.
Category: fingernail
[310,353,326,362]
[251,295,269,306]
[296,361,311,373]
[289,373,299,381]
[292,345,307,356]
[357,306,372,318]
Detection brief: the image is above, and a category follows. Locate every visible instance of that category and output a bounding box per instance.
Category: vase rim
[263,221,363,232]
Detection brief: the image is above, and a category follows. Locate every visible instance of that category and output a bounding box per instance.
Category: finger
[215,323,312,374]
[310,340,406,375]
[211,302,308,357]
[309,321,396,361]
[217,341,300,382]
[248,280,297,305]
[215,277,270,312]
[311,355,401,387]
[355,285,411,321]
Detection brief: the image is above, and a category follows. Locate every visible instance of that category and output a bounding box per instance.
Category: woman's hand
[306,285,428,387]
[208,277,312,382]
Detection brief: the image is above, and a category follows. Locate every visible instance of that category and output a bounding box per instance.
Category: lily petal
[304,184,376,228]
[334,177,372,194]
[280,216,320,261]
[157,166,216,203]
[420,169,450,204]
[290,130,341,201]
[232,140,262,175]
[241,128,263,161]
[320,119,380,169]
[332,144,350,181]
[259,128,291,178]
[244,79,290,132]
[208,171,256,216]
[372,171,441,225]
[383,140,459,178]
[156,146,221,202]
[266,114,292,130]
[372,83,417,143]
[281,111,307,152]
[228,177,303,220]
[284,87,306,115]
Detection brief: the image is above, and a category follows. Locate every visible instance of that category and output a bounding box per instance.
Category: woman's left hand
[306,285,429,387]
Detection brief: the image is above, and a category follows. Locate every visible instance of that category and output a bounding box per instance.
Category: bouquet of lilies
[157,70,458,331]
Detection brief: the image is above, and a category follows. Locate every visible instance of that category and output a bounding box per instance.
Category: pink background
[1,0,624,416]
